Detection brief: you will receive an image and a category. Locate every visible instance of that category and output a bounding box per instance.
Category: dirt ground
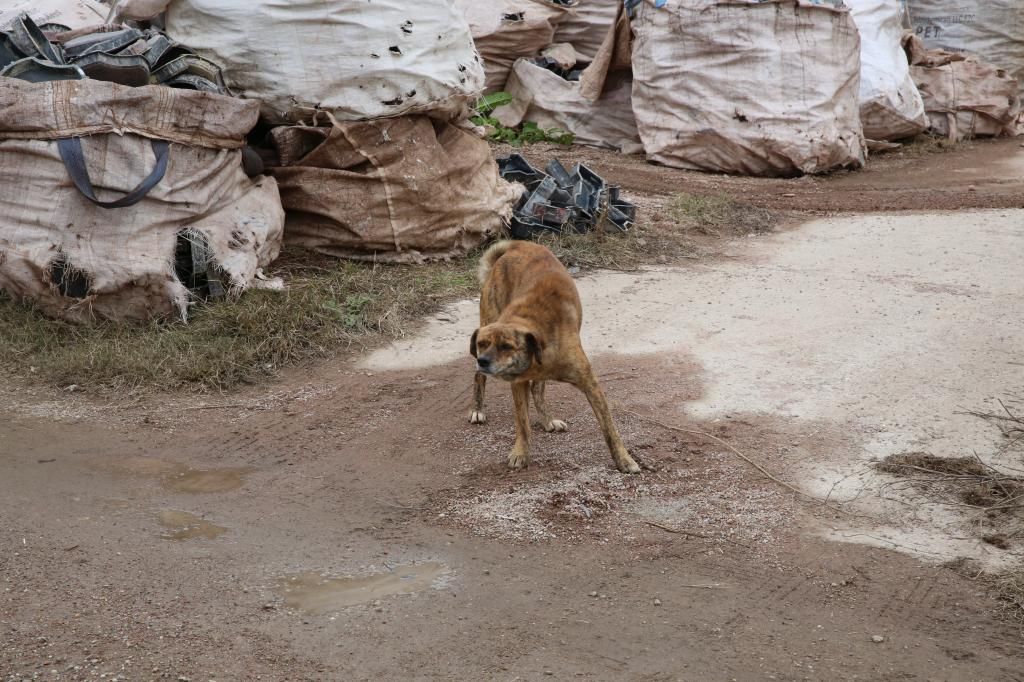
[3,138,1024,681]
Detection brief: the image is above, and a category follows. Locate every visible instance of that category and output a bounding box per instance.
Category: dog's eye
[477,340,490,350]
[498,343,514,352]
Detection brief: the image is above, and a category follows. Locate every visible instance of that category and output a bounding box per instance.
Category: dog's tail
[477,240,516,285]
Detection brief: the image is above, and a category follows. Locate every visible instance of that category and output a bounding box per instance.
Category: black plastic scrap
[0,13,228,94]
[498,154,636,239]
[532,55,583,82]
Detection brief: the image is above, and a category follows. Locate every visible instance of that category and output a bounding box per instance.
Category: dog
[468,240,640,474]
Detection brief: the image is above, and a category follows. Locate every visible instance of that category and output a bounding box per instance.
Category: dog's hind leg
[571,364,640,474]
[530,381,568,433]
[507,381,532,470]
[470,372,487,425]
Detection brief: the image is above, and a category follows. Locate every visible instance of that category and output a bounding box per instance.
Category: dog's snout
[477,357,492,371]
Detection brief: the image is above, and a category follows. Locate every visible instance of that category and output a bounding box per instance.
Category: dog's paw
[507,449,530,470]
[543,419,568,433]
[616,455,642,474]
[469,410,487,425]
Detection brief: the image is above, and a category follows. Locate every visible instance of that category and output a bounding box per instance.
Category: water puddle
[157,511,227,541]
[99,456,251,494]
[107,456,181,476]
[162,467,251,494]
[276,562,449,614]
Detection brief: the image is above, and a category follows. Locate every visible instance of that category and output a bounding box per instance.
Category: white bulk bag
[0,0,107,31]
[907,0,1024,95]
[453,0,575,93]
[847,0,928,141]
[112,0,486,122]
[553,0,619,63]
[630,0,866,176]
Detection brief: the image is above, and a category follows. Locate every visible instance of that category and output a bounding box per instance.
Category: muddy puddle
[98,456,251,494]
[157,511,227,541]
[276,562,449,614]
[162,467,250,494]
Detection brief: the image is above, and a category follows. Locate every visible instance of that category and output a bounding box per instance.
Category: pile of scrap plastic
[0,15,227,92]
[498,154,635,239]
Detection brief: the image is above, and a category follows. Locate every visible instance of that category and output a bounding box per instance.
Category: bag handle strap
[57,137,169,209]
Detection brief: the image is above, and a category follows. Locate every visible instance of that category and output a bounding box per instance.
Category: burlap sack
[454,0,576,93]
[494,58,643,154]
[552,0,618,64]
[0,78,284,322]
[630,0,866,176]
[903,34,1021,140]
[269,115,522,263]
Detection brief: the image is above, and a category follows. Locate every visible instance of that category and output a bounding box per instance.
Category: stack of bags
[460,0,1019,178]
[114,0,522,263]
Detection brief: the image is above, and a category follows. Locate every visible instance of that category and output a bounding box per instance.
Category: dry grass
[879,419,1024,626]
[899,134,965,157]
[876,452,990,477]
[0,248,479,393]
[992,569,1024,626]
[532,223,695,272]
[668,193,775,236]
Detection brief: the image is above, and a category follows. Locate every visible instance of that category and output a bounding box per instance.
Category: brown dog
[469,240,640,474]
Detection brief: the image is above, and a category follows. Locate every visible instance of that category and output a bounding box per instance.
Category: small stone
[782,193,796,198]
[871,635,885,643]
[544,672,554,676]
[588,591,598,597]
[653,598,662,606]
[967,185,977,192]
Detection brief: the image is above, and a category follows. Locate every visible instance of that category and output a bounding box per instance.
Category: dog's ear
[469,329,479,358]
[524,332,544,365]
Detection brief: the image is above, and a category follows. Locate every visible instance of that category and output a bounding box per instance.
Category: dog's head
[470,323,544,378]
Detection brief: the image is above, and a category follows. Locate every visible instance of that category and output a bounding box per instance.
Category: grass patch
[899,134,964,157]
[669,193,775,236]
[0,248,479,393]
[531,224,696,272]
[992,569,1024,626]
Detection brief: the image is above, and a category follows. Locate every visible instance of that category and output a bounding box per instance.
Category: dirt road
[3,140,1023,681]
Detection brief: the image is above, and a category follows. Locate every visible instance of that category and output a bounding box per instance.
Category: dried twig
[623,409,857,516]
[638,519,752,548]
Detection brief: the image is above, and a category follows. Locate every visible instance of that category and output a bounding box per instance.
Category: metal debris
[497,153,636,239]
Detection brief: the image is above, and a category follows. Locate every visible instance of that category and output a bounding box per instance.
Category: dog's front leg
[530,381,568,432]
[470,372,487,424]
[575,371,641,474]
[507,381,532,470]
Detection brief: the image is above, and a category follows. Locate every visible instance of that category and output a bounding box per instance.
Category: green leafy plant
[470,92,575,147]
